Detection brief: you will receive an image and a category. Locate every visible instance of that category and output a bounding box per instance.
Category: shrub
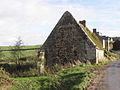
[0,63,37,77]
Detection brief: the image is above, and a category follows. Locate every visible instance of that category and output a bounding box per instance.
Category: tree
[10,37,23,65]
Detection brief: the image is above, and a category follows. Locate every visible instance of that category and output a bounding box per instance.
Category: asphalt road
[105,60,120,90]
[96,52,120,90]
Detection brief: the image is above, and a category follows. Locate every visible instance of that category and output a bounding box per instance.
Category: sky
[0,0,120,46]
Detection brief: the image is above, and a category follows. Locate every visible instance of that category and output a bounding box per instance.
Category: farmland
[0,45,40,60]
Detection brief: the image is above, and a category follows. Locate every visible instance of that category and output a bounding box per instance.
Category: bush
[0,63,37,77]
[12,68,37,77]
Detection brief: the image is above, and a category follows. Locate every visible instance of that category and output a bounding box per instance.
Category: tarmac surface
[96,60,120,90]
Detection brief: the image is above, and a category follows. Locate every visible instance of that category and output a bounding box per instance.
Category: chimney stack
[96,32,99,36]
[79,20,86,27]
[93,28,96,33]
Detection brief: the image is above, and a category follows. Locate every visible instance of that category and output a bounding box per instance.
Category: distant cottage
[93,29,113,51]
[41,11,105,67]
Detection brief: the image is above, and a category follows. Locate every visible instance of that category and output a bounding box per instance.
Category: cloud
[0,0,94,46]
[0,0,120,46]
[0,0,57,45]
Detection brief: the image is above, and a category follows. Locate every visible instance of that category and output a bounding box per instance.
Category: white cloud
[0,0,120,46]
[0,0,94,46]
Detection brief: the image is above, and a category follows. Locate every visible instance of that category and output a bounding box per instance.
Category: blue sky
[0,0,120,46]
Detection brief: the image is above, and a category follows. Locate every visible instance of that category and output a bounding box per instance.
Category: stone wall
[84,41,96,64]
[42,11,97,67]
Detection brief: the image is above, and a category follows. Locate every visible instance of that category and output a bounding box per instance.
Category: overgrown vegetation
[0,67,12,88]
[80,24,103,49]
[10,64,98,90]
[0,63,37,77]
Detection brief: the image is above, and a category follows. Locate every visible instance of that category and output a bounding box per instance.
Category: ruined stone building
[41,11,104,67]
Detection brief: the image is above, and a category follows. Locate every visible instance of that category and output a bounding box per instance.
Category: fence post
[36,50,46,76]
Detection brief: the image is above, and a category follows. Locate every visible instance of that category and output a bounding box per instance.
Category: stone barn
[41,11,104,67]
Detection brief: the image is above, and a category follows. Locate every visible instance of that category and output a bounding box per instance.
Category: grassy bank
[9,51,118,90]
[9,64,103,90]
[0,67,13,89]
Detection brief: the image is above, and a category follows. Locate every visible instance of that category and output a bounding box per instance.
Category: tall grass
[0,67,12,88]
[10,64,98,90]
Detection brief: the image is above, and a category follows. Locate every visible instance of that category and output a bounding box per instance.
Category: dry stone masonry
[40,11,105,67]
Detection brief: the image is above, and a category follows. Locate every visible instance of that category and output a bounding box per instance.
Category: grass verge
[9,64,102,90]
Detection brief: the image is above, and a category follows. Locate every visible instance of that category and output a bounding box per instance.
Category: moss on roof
[79,24,103,50]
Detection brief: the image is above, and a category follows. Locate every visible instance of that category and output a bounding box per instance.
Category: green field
[0,45,40,60]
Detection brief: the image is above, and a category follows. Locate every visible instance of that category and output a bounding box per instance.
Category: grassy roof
[79,24,103,50]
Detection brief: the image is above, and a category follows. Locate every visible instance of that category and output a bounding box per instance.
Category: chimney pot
[79,20,86,27]
[97,32,99,35]
[93,28,96,33]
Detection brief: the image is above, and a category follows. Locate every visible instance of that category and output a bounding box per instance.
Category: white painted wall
[96,49,104,63]
[103,40,106,48]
